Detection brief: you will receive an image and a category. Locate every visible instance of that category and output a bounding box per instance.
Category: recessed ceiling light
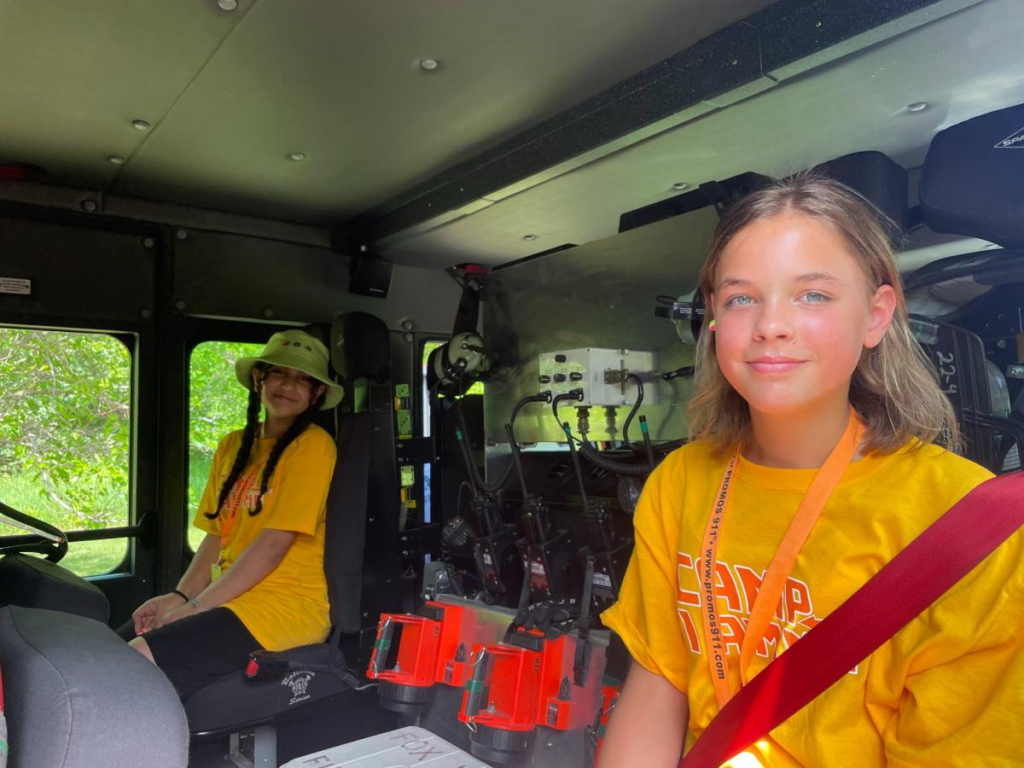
[287,152,307,162]
[419,58,440,72]
[907,102,929,113]
[217,0,238,10]
[132,119,151,131]
[672,182,690,191]
[108,155,126,165]
[523,234,537,241]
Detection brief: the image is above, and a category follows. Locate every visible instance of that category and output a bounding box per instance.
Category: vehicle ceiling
[1,0,1023,270]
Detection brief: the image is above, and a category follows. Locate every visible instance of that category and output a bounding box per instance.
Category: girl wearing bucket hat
[121,329,344,700]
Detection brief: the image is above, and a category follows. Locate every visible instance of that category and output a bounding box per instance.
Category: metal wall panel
[172,228,460,331]
[482,207,719,445]
[0,216,156,324]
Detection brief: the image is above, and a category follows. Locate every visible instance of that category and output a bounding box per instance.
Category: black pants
[119,607,264,701]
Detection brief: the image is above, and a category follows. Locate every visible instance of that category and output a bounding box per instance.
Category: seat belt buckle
[244,650,289,681]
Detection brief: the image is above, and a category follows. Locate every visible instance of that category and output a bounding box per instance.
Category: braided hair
[205,364,325,519]
[206,370,264,520]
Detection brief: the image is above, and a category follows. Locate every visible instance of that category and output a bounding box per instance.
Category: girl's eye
[803,291,830,304]
[725,294,754,307]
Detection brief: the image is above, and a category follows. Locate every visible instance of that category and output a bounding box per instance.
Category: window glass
[187,340,265,552]
[0,328,131,575]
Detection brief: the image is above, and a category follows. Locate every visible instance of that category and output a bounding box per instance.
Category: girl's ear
[864,284,897,349]
[314,383,326,403]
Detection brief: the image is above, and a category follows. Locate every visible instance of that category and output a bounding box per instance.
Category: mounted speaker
[349,253,393,299]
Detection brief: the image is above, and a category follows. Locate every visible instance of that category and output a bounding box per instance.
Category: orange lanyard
[699,410,864,709]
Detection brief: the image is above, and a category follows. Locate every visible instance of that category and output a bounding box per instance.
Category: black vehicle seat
[0,605,188,768]
[184,312,402,763]
[0,506,110,624]
[912,315,1024,473]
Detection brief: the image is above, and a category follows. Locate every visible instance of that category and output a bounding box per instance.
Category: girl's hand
[132,592,187,635]
[158,599,203,628]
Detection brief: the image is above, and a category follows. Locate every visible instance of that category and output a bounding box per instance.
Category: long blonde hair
[687,174,959,454]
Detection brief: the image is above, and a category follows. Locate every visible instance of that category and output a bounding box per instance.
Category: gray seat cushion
[0,555,109,624]
[0,606,187,768]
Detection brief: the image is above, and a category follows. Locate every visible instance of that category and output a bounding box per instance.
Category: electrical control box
[538,348,656,407]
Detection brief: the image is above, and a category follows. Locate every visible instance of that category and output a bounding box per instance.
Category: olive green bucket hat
[235,330,344,410]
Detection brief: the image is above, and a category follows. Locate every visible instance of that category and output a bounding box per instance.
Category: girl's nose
[753,300,794,341]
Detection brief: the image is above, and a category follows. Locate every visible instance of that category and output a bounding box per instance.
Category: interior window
[0,327,131,575]
[187,340,265,552]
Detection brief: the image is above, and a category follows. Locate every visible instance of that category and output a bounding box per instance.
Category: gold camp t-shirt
[194,425,336,651]
[601,439,1024,767]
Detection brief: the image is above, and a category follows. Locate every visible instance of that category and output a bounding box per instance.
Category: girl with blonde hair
[600,176,1023,766]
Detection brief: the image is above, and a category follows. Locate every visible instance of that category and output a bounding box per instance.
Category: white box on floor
[281,726,492,768]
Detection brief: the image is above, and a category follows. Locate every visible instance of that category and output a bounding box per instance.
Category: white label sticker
[530,561,546,576]
[0,277,31,295]
[482,552,493,565]
[592,572,613,588]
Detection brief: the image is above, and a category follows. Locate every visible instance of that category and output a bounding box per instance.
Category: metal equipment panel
[481,207,718,445]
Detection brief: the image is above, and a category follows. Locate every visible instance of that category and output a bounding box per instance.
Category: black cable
[640,415,656,470]
[552,390,585,444]
[452,400,513,495]
[621,373,645,453]
[563,422,591,510]
[505,423,530,500]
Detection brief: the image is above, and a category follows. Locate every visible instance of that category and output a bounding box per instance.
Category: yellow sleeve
[884,532,1024,766]
[193,433,236,536]
[600,451,690,693]
[261,427,337,537]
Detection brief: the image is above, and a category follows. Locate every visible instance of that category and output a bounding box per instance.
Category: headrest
[813,151,909,237]
[920,102,1024,248]
[330,312,391,385]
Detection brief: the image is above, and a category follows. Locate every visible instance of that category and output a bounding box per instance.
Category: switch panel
[538,348,656,407]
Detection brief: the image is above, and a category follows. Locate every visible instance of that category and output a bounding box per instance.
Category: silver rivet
[359,244,368,252]
[815,21,822,28]
[175,228,188,240]
[262,306,274,319]
[217,0,238,10]
[672,182,689,191]
[404,333,414,343]
[287,151,307,162]
[81,199,98,213]
[907,102,929,113]
[108,155,126,165]
[419,58,440,72]
[174,299,187,311]
[401,319,414,331]
[132,119,151,131]
[140,308,152,320]
[523,234,537,241]
[142,237,155,249]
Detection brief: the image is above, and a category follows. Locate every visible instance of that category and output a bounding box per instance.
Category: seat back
[0,606,187,768]
[325,312,401,641]
[0,555,109,624]
[913,316,1024,473]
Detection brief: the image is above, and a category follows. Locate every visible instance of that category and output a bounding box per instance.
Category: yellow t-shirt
[194,424,336,651]
[601,439,1024,766]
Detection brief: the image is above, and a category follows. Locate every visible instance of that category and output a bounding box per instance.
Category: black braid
[249,390,326,516]
[206,368,264,520]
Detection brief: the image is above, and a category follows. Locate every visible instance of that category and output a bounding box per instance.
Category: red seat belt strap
[680,472,1024,768]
